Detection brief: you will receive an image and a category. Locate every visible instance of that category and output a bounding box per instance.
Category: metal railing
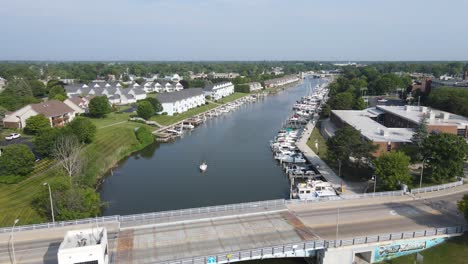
[119,199,286,223]
[411,180,463,194]
[1,179,463,233]
[0,215,119,234]
[150,225,468,264]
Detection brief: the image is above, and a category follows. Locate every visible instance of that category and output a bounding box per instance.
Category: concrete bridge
[0,185,466,264]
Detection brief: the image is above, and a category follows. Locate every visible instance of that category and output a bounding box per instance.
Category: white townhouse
[65,82,147,105]
[246,82,263,92]
[264,75,300,88]
[142,80,184,93]
[64,96,89,114]
[158,88,205,116]
[203,82,234,100]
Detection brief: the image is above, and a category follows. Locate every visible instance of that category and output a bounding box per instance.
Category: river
[100,78,320,216]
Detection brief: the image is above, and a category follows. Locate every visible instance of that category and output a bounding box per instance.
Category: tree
[422,133,468,183]
[327,127,377,177]
[374,151,411,190]
[29,79,47,97]
[328,92,354,110]
[145,97,163,113]
[457,194,468,222]
[53,135,83,185]
[0,144,35,177]
[411,115,429,159]
[33,177,101,221]
[48,85,66,99]
[89,96,111,118]
[67,117,97,144]
[137,101,155,120]
[353,97,367,110]
[34,128,66,157]
[24,114,51,135]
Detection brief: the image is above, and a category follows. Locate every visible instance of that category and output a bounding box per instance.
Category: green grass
[383,233,468,264]
[306,122,328,159]
[0,116,151,227]
[150,103,218,126]
[89,112,133,128]
[215,92,249,104]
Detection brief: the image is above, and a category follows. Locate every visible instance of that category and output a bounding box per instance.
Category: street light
[371,175,377,193]
[419,158,428,189]
[315,139,319,155]
[10,218,19,264]
[43,183,55,224]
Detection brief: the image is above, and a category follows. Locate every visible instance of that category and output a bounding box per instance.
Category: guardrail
[411,180,463,194]
[119,199,286,223]
[0,215,119,234]
[152,225,468,264]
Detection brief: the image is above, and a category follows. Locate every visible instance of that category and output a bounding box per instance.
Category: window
[387,142,392,152]
[74,261,98,264]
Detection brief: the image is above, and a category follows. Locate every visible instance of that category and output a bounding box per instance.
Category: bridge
[0,184,466,264]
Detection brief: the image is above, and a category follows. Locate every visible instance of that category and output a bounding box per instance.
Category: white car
[5,133,21,140]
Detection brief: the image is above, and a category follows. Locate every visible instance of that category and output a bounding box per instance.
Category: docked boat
[293,180,337,200]
[199,161,207,172]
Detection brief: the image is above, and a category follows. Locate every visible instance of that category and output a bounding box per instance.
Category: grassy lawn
[215,92,249,104]
[0,115,150,227]
[0,159,60,227]
[89,112,133,128]
[383,233,468,264]
[307,123,328,159]
[150,103,218,126]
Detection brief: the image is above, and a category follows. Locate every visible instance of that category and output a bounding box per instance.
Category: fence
[1,180,464,234]
[119,199,286,223]
[411,180,463,194]
[151,225,468,264]
[0,215,119,234]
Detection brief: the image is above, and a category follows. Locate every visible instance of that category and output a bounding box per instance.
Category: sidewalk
[296,118,362,194]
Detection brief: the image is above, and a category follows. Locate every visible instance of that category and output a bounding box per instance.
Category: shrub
[0,144,35,177]
[24,114,51,135]
[135,126,154,146]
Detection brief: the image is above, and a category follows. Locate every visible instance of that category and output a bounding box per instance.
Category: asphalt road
[0,192,465,264]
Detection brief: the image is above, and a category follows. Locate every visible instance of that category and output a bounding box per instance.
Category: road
[0,191,466,264]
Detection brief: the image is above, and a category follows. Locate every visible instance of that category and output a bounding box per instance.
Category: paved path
[296,118,362,194]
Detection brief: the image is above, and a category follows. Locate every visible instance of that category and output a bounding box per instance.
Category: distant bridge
[0,183,466,264]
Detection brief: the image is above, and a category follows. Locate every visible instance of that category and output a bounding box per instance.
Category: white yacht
[199,161,207,172]
[293,180,337,200]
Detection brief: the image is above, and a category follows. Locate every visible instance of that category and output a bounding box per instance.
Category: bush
[135,126,154,146]
[89,96,111,118]
[162,112,168,115]
[67,116,97,144]
[0,144,35,177]
[34,128,67,157]
[137,101,155,120]
[24,114,51,135]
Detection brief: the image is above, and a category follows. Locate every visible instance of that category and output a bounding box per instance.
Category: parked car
[5,133,21,140]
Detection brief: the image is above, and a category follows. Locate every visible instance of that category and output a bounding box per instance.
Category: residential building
[264,75,300,88]
[246,82,263,92]
[3,100,77,129]
[328,105,468,156]
[209,72,240,79]
[64,96,89,114]
[158,88,205,116]
[409,77,432,93]
[57,227,109,264]
[204,82,234,100]
[65,82,148,105]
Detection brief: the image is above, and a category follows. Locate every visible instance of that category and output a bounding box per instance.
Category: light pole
[419,158,428,189]
[43,183,55,224]
[335,205,340,244]
[10,218,19,264]
[315,139,319,155]
[371,175,377,193]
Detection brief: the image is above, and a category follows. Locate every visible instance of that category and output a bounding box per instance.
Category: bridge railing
[119,199,286,223]
[411,180,463,194]
[0,215,119,234]
[285,190,405,204]
[154,225,468,264]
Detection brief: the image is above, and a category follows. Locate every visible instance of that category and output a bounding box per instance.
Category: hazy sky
[1,0,467,61]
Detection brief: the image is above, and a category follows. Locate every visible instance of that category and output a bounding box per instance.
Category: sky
[1,0,467,61]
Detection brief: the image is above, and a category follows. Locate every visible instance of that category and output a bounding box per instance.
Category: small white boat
[199,162,208,172]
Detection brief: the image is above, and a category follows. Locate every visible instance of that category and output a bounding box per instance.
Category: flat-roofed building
[58,227,109,264]
[329,105,468,156]
[158,88,205,116]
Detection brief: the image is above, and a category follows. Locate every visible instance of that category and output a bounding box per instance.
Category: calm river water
[100,78,320,215]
